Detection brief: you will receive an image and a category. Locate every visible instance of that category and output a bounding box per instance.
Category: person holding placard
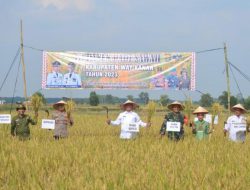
[160,101,185,141]
[224,104,247,142]
[11,104,38,140]
[106,100,151,140]
[192,106,210,140]
[52,100,74,140]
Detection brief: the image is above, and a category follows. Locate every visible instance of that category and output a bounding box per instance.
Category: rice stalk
[30,94,44,114]
[147,101,156,123]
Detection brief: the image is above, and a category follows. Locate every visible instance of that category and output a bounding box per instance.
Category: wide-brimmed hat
[231,104,247,113]
[193,106,209,114]
[16,104,26,111]
[53,100,67,110]
[167,101,185,111]
[121,100,139,110]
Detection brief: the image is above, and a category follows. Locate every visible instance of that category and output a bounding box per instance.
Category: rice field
[0,110,250,189]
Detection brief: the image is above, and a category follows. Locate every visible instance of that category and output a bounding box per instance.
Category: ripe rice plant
[30,93,44,114]
[0,108,249,189]
[147,101,156,123]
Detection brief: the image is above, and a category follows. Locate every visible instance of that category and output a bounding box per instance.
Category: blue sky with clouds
[0,0,249,100]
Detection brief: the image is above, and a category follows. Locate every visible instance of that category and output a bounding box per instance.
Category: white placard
[204,114,212,124]
[213,115,219,125]
[121,122,139,132]
[166,122,181,132]
[232,123,246,131]
[41,119,55,129]
[0,114,11,124]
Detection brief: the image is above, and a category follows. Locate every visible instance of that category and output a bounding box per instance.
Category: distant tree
[231,96,238,107]
[89,91,99,106]
[103,94,121,104]
[105,94,114,104]
[236,93,244,104]
[199,93,213,107]
[139,92,149,104]
[244,96,250,110]
[218,91,238,108]
[127,95,134,101]
[32,92,46,104]
[159,95,170,106]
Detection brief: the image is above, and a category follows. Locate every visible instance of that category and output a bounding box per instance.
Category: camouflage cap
[16,104,26,111]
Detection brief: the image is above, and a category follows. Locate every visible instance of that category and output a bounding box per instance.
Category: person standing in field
[192,106,210,140]
[160,101,185,141]
[52,100,74,140]
[224,104,247,142]
[11,104,38,140]
[106,100,151,140]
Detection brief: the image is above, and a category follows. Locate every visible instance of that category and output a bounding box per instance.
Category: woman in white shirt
[224,104,247,142]
[106,100,151,139]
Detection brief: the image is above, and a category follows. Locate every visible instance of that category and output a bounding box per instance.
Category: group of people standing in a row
[10,99,249,142]
[107,100,249,142]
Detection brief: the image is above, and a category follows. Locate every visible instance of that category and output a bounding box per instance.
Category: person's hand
[147,122,151,127]
[106,119,111,125]
[189,122,193,128]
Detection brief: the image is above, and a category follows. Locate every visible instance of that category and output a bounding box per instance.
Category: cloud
[35,0,93,11]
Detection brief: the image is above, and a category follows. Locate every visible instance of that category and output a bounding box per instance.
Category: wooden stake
[223,43,230,116]
[20,20,28,101]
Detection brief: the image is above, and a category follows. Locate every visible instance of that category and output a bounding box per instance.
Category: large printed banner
[42,51,195,90]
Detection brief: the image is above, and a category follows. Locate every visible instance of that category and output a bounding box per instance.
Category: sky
[0,0,250,100]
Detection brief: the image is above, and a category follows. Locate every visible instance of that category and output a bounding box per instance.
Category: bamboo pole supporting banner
[223,43,231,116]
[20,20,28,101]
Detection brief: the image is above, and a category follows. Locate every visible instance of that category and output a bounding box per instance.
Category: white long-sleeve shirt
[224,115,247,142]
[110,111,147,139]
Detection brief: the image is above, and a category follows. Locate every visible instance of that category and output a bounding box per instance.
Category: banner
[42,51,195,90]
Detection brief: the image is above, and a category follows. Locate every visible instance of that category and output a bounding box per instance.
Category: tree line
[1,91,250,110]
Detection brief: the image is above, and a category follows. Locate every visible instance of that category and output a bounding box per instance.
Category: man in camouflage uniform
[160,101,185,141]
[11,104,38,140]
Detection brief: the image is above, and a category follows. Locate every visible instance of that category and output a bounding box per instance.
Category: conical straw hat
[167,101,185,111]
[193,106,209,114]
[53,100,67,110]
[121,100,139,110]
[231,104,247,113]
